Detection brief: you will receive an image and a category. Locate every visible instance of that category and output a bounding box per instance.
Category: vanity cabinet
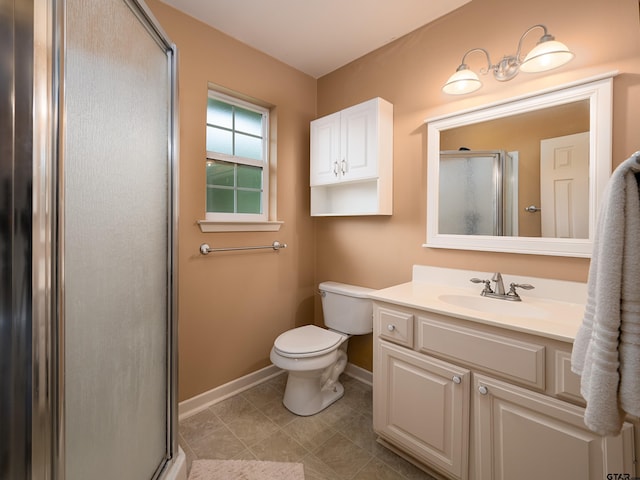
[373,301,636,480]
[474,373,635,480]
[377,341,470,480]
[310,97,393,216]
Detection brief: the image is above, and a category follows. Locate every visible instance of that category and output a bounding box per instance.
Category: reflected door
[540,132,589,238]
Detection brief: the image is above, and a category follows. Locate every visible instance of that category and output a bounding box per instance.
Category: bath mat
[188,459,304,480]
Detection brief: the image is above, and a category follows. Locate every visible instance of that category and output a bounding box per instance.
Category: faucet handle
[507,282,535,299]
[511,283,534,290]
[470,278,493,294]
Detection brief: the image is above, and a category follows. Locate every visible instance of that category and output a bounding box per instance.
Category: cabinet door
[473,373,636,480]
[340,99,379,181]
[310,111,341,186]
[376,341,470,480]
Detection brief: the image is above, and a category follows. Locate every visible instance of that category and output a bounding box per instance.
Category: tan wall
[316,0,640,371]
[147,1,317,401]
[148,0,640,400]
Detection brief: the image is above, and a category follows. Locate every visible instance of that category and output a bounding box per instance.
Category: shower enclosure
[439,150,518,236]
[1,0,182,479]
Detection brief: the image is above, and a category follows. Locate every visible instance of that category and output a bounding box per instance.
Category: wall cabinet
[310,97,393,216]
[373,302,636,480]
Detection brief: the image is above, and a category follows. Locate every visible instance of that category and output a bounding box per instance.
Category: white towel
[571,151,640,436]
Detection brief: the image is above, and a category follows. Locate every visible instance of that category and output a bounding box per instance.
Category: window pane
[206,160,235,187]
[206,126,232,155]
[235,133,262,160]
[207,98,232,129]
[237,190,262,214]
[237,165,262,189]
[235,107,263,136]
[207,187,234,213]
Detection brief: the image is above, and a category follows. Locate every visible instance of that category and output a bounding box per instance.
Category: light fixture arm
[458,47,493,76]
[514,24,551,63]
[458,45,518,82]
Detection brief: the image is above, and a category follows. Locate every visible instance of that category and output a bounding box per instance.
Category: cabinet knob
[387,324,395,332]
[452,375,462,384]
[478,385,489,395]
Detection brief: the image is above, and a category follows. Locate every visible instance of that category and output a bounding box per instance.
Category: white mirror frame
[425,74,614,257]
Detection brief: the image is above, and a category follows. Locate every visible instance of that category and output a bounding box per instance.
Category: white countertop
[369,266,588,343]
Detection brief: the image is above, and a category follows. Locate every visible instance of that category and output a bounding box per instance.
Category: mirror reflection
[439,100,590,238]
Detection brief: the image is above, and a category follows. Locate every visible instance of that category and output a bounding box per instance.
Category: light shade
[520,40,574,73]
[442,67,482,95]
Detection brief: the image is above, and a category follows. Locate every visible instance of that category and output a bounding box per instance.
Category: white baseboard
[344,362,373,386]
[178,362,372,420]
[178,364,284,420]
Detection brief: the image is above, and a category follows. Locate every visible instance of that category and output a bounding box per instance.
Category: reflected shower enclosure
[439,150,518,236]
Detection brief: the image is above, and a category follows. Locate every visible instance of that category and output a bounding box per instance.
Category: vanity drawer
[376,306,414,347]
[416,314,546,390]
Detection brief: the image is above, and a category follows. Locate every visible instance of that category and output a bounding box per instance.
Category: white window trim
[200,89,281,232]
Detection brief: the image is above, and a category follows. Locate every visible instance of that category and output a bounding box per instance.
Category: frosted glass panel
[206,125,232,154]
[235,107,263,136]
[439,153,498,235]
[207,98,233,129]
[235,132,262,160]
[237,165,262,189]
[64,0,171,479]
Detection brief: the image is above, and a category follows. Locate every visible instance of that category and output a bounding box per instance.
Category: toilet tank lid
[319,281,374,298]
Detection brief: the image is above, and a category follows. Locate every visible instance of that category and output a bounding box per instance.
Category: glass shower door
[62,0,176,478]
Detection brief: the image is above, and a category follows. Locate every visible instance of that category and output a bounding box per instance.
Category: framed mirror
[425,75,613,257]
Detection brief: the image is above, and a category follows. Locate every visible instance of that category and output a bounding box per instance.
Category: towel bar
[199,241,287,255]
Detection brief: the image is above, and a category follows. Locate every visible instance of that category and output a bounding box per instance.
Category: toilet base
[282,369,345,416]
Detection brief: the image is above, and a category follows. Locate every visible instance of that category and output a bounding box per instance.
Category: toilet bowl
[270,281,373,416]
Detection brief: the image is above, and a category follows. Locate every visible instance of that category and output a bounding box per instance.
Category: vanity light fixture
[442,24,574,95]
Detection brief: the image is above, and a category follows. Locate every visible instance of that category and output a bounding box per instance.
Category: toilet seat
[273,325,344,358]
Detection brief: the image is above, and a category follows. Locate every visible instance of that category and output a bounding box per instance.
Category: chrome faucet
[492,272,505,295]
[470,272,534,301]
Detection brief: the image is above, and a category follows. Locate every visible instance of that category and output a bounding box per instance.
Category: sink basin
[437,294,549,320]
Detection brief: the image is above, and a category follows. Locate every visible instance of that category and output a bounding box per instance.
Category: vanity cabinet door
[376,341,471,480]
[473,373,636,480]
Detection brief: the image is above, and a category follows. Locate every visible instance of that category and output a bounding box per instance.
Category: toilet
[270,281,374,416]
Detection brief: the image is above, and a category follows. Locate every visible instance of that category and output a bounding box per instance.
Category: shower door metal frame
[31,0,179,478]
[1,0,35,478]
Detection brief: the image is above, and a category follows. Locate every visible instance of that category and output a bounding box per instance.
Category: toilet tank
[319,281,374,335]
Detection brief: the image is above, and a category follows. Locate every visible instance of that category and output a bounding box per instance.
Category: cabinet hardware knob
[387,324,395,332]
[452,375,462,384]
[478,385,489,395]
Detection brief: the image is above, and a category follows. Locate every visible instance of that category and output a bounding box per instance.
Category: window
[205,90,269,223]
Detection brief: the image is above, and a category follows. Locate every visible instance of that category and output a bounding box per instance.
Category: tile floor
[179,373,437,480]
